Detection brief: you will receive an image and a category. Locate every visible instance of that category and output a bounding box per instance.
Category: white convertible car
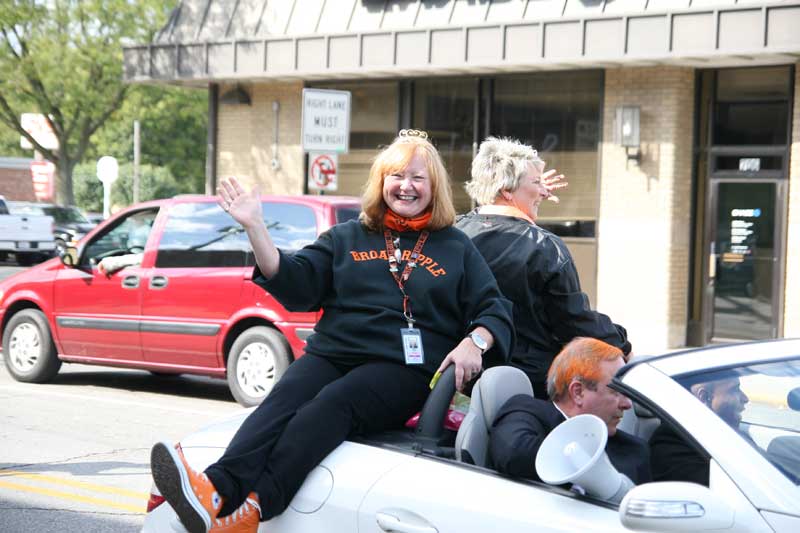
[142,339,800,532]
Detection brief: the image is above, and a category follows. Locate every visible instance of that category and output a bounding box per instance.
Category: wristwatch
[468,331,489,355]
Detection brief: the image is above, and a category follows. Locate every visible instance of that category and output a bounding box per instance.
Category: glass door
[708,180,784,340]
[691,66,792,345]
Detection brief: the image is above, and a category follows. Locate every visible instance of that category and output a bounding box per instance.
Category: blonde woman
[150,131,513,533]
[457,137,629,398]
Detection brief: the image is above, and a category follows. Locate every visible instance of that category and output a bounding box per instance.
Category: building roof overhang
[123,1,800,86]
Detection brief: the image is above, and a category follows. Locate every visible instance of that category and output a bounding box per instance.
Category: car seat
[455,366,533,467]
[618,401,661,442]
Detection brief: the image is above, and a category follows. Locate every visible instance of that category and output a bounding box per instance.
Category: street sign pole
[97,156,119,219]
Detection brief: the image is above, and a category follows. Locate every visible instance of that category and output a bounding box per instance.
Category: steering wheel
[414,366,456,444]
[127,245,145,254]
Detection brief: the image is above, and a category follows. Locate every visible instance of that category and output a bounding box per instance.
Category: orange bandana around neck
[383,209,432,232]
[478,204,536,225]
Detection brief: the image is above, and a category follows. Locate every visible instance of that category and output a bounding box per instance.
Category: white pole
[103,182,112,219]
[97,156,119,220]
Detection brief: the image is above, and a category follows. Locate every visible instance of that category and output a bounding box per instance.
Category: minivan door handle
[121,275,140,289]
[149,275,169,289]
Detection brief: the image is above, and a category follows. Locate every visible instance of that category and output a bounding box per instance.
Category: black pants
[205,354,430,520]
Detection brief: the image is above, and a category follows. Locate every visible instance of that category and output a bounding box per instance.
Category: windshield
[676,358,800,485]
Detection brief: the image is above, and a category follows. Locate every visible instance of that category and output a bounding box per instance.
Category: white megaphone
[535,414,633,504]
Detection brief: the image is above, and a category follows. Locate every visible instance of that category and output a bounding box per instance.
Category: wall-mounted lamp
[220,85,252,106]
[615,106,640,163]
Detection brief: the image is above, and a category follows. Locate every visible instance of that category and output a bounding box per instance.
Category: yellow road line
[0,479,145,514]
[0,470,149,499]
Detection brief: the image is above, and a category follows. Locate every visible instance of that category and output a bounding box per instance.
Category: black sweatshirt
[456,211,630,393]
[254,219,514,376]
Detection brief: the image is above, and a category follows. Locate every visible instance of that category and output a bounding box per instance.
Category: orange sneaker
[150,441,224,533]
[209,492,261,532]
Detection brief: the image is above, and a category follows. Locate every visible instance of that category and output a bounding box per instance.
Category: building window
[414,78,477,212]
[714,66,792,146]
[492,70,603,223]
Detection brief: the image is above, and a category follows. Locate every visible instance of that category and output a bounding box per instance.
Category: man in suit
[489,337,651,486]
[649,376,749,486]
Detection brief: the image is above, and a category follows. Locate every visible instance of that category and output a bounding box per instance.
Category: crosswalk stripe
[0,479,145,514]
[0,470,149,499]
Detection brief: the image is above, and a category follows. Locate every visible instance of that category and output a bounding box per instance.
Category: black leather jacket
[456,210,630,396]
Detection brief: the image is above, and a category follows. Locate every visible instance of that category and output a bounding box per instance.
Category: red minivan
[0,194,360,406]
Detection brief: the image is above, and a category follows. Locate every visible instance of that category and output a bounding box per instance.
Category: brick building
[124,0,800,353]
[0,157,35,202]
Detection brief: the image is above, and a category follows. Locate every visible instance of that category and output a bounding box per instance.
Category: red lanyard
[384,229,429,327]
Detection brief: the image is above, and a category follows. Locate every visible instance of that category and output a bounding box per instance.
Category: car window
[155,201,318,268]
[675,358,800,485]
[336,206,360,224]
[83,209,158,264]
[8,202,44,216]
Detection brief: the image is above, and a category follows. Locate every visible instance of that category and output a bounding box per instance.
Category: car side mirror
[619,482,734,531]
[59,246,78,268]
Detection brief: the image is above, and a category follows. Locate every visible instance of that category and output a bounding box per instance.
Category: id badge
[401,328,425,365]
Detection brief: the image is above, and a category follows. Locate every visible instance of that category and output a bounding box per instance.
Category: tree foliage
[0,0,173,204]
[88,84,208,195]
[73,161,183,214]
[0,116,25,156]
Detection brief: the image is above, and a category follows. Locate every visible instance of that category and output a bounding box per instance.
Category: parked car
[0,194,360,406]
[142,339,800,532]
[0,195,56,265]
[8,201,97,256]
[83,211,105,225]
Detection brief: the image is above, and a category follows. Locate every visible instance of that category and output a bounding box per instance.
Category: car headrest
[634,402,655,418]
[477,366,534,426]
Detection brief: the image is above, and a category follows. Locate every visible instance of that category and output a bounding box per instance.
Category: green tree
[0,0,173,204]
[73,161,183,213]
[0,120,25,156]
[89,85,208,194]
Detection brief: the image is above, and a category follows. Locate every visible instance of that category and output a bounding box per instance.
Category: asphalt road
[0,264,242,532]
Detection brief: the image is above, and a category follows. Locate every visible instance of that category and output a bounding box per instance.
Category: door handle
[708,242,716,281]
[376,512,438,533]
[709,253,716,280]
[149,275,169,289]
[122,276,139,289]
[121,275,139,289]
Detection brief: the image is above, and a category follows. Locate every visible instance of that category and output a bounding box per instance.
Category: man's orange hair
[546,337,624,402]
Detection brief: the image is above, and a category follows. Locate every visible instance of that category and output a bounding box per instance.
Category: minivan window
[83,210,158,264]
[156,202,318,268]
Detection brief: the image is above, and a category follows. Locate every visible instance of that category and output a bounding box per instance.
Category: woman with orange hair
[150,130,514,533]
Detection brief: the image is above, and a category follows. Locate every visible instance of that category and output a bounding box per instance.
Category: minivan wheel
[2,309,62,383]
[227,326,291,407]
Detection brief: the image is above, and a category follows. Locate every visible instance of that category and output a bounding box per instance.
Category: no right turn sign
[308,152,338,192]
